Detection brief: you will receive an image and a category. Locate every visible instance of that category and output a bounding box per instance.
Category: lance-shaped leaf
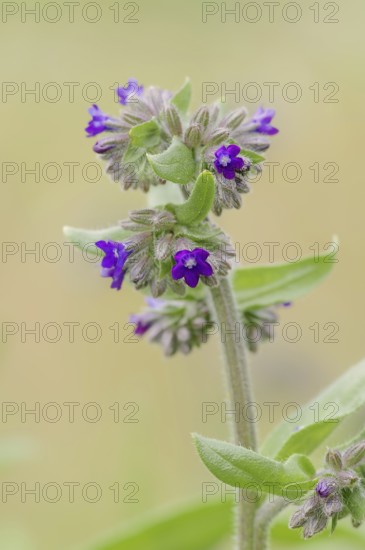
[233,249,337,311]
[170,170,215,225]
[85,499,232,550]
[63,226,131,258]
[171,78,192,116]
[129,118,161,149]
[193,434,316,500]
[147,137,196,185]
[261,358,365,461]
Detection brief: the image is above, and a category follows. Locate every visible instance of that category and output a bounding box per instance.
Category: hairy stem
[254,498,289,550]
[210,278,258,550]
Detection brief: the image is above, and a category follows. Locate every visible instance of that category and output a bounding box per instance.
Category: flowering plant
[64,79,365,550]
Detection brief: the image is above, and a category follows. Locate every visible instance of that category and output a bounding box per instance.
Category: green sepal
[159,258,173,279]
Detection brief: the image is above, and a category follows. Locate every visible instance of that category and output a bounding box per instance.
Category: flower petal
[226,144,240,157]
[230,157,244,171]
[198,260,213,277]
[171,262,185,280]
[184,269,200,288]
[193,248,209,261]
[222,168,236,180]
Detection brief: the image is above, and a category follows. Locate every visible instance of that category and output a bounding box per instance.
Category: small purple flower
[214,144,245,180]
[85,105,111,137]
[251,107,278,135]
[130,315,151,336]
[117,78,144,105]
[171,248,213,288]
[95,240,129,290]
[315,479,336,498]
[282,302,292,307]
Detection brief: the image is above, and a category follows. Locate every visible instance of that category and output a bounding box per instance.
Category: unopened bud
[164,105,182,136]
[289,510,306,529]
[129,209,157,225]
[192,106,210,130]
[343,442,365,468]
[206,127,230,146]
[155,233,173,261]
[184,123,202,148]
[303,514,328,539]
[221,107,248,130]
[337,470,359,487]
[325,449,343,471]
[323,495,343,518]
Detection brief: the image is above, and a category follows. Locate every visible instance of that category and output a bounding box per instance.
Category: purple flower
[117,78,144,105]
[130,315,151,335]
[85,105,110,137]
[95,240,129,290]
[214,144,245,180]
[171,248,213,288]
[315,479,336,498]
[251,107,278,135]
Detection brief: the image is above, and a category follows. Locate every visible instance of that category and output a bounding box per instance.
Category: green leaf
[193,434,316,500]
[84,499,232,550]
[240,148,265,164]
[233,251,336,311]
[343,487,365,523]
[261,358,365,461]
[171,171,215,225]
[147,137,196,185]
[63,226,131,257]
[129,118,161,149]
[171,78,192,116]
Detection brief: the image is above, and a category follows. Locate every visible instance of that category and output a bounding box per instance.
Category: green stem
[254,498,289,550]
[209,277,258,550]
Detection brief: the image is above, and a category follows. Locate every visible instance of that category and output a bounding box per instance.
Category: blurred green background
[1,0,365,548]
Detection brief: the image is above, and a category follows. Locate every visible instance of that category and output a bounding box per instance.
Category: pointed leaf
[147,137,196,184]
[171,78,192,115]
[171,171,215,225]
[193,434,316,500]
[233,250,337,311]
[261,358,365,460]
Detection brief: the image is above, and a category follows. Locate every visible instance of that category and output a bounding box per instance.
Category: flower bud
[343,442,365,468]
[184,123,202,148]
[337,470,359,487]
[316,478,337,498]
[205,127,230,146]
[192,106,210,130]
[129,209,158,225]
[323,495,343,518]
[155,233,174,261]
[289,510,306,529]
[221,107,248,130]
[326,449,343,471]
[164,104,182,136]
[303,515,328,539]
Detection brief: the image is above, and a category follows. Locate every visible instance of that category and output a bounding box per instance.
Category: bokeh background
[1,0,365,548]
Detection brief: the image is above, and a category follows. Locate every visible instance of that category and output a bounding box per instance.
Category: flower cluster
[289,442,365,538]
[85,78,278,213]
[130,296,213,356]
[95,207,235,297]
